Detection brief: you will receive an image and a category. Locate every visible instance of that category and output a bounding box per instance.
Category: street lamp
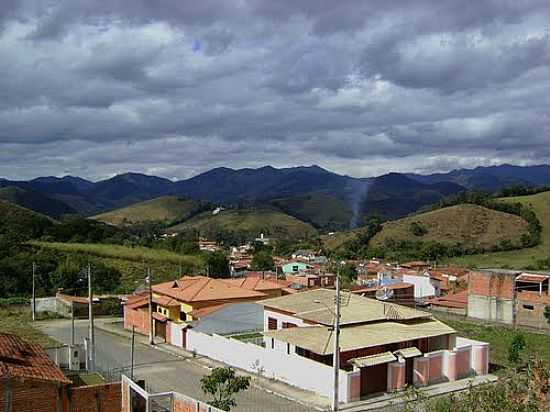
[314,260,345,412]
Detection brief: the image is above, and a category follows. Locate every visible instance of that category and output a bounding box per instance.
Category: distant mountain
[0,186,76,218]
[362,173,465,221]
[2,164,549,226]
[407,164,550,192]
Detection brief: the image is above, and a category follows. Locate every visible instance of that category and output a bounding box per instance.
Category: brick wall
[68,382,121,412]
[469,271,514,298]
[0,379,61,412]
[124,306,150,334]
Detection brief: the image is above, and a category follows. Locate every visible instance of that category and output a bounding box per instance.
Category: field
[30,241,205,290]
[93,196,199,226]
[449,191,550,269]
[442,317,550,367]
[323,204,529,251]
[167,207,318,240]
[0,307,59,347]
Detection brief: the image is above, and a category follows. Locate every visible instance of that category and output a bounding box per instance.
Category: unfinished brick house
[468,269,550,329]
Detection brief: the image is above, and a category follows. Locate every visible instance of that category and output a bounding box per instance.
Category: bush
[409,222,428,237]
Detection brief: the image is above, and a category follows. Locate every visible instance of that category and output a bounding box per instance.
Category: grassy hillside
[0,200,55,240]
[270,192,353,230]
[371,204,529,248]
[167,207,318,240]
[30,241,205,290]
[93,196,200,225]
[323,203,530,252]
[450,191,550,269]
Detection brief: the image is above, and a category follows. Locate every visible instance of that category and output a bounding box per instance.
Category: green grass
[93,196,199,226]
[449,191,550,269]
[0,307,59,347]
[30,241,205,290]
[442,318,550,367]
[167,207,318,239]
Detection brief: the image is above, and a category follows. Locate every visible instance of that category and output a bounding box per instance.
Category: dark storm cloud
[0,0,548,180]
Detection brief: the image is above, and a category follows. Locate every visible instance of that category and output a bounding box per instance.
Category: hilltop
[93,196,200,226]
[167,207,318,240]
[324,204,530,252]
[450,191,550,269]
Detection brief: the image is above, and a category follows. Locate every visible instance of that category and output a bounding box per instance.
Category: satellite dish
[375,287,395,301]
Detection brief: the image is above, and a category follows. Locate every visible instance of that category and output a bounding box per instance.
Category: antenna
[375,287,394,301]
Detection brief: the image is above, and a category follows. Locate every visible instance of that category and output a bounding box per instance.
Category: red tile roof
[189,304,228,318]
[222,277,289,291]
[426,290,468,309]
[153,276,266,303]
[516,273,550,283]
[56,293,89,305]
[0,334,71,384]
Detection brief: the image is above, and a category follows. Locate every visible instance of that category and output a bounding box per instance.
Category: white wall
[263,309,310,331]
[186,329,350,403]
[402,275,439,298]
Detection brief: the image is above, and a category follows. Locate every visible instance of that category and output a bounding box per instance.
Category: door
[155,320,167,341]
[405,358,414,385]
[360,364,388,397]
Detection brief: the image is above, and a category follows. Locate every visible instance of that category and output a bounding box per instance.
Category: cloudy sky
[0,1,549,181]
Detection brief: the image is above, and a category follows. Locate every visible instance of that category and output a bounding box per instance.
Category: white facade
[263,309,309,331]
[402,274,440,298]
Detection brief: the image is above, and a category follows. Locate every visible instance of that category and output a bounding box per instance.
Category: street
[37,319,316,412]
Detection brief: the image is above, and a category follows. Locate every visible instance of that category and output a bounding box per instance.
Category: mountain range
[1,164,549,229]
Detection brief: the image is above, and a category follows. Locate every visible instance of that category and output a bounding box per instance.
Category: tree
[251,251,274,271]
[205,251,230,278]
[200,367,250,411]
[544,306,550,324]
[508,333,526,364]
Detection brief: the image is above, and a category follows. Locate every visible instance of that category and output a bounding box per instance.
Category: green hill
[93,196,200,226]
[450,191,550,269]
[0,186,75,218]
[167,207,318,240]
[324,203,530,252]
[270,192,353,230]
[0,200,55,241]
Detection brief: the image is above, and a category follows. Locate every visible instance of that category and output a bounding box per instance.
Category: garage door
[361,363,388,396]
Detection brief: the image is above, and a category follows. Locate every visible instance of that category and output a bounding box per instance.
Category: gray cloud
[0,0,548,180]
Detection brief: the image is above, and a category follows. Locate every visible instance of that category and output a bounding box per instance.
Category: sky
[0,1,549,181]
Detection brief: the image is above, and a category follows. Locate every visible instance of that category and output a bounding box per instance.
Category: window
[523,304,535,310]
[268,317,277,330]
[293,266,299,272]
[179,311,186,321]
[271,338,274,349]
[286,343,290,354]
[282,322,297,329]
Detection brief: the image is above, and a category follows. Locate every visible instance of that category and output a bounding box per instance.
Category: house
[291,249,316,261]
[285,272,336,289]
[281,261,310,274]
[221,277,288,298]
[401,271,442,299]
[468,269,550,329]
[351,282,415,307]
[0,334,121,412]
[400,261,431,271]
[426,290,468,316]
[261,289,489,398]
[123,276,268,341]
[198,238,221,252]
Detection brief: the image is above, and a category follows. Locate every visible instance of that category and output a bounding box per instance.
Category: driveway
[37,319,316,412]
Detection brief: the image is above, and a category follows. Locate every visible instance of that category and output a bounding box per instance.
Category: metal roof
[350,352,396,368]
[264,319,455,355]
[261,289,431,326]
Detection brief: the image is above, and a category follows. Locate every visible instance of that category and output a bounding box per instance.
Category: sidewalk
[94,318,330,411]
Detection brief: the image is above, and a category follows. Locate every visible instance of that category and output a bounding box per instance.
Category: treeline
[499,185,550,198]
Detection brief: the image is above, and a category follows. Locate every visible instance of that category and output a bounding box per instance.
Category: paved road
[38,319,315,412]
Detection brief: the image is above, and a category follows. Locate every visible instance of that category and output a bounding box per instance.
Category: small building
[401,271,442,299]
[286,272,336,289]
[124,276,268,341]
[426,290,468,316]
[351,282,415,307]
[291,250,316,261]
[281,261,310,274]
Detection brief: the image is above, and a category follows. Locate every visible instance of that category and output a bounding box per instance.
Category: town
[1,1,550,411]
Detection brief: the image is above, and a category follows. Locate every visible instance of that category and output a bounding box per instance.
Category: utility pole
[333,266,341,411]
[147,268,154,345]
[71,303,75,346]
[32,262,36,321]
[130,326,135,380]
[88,263,95,371]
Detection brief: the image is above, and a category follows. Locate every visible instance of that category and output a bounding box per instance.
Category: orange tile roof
[516,273,550,283]
[153,276,266,303]
[426,290,468,309]
[222,277,289,291]
[152,312,168,322]
[189,303,228,318]
[0,334,71,384]
[56,292,89,304]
